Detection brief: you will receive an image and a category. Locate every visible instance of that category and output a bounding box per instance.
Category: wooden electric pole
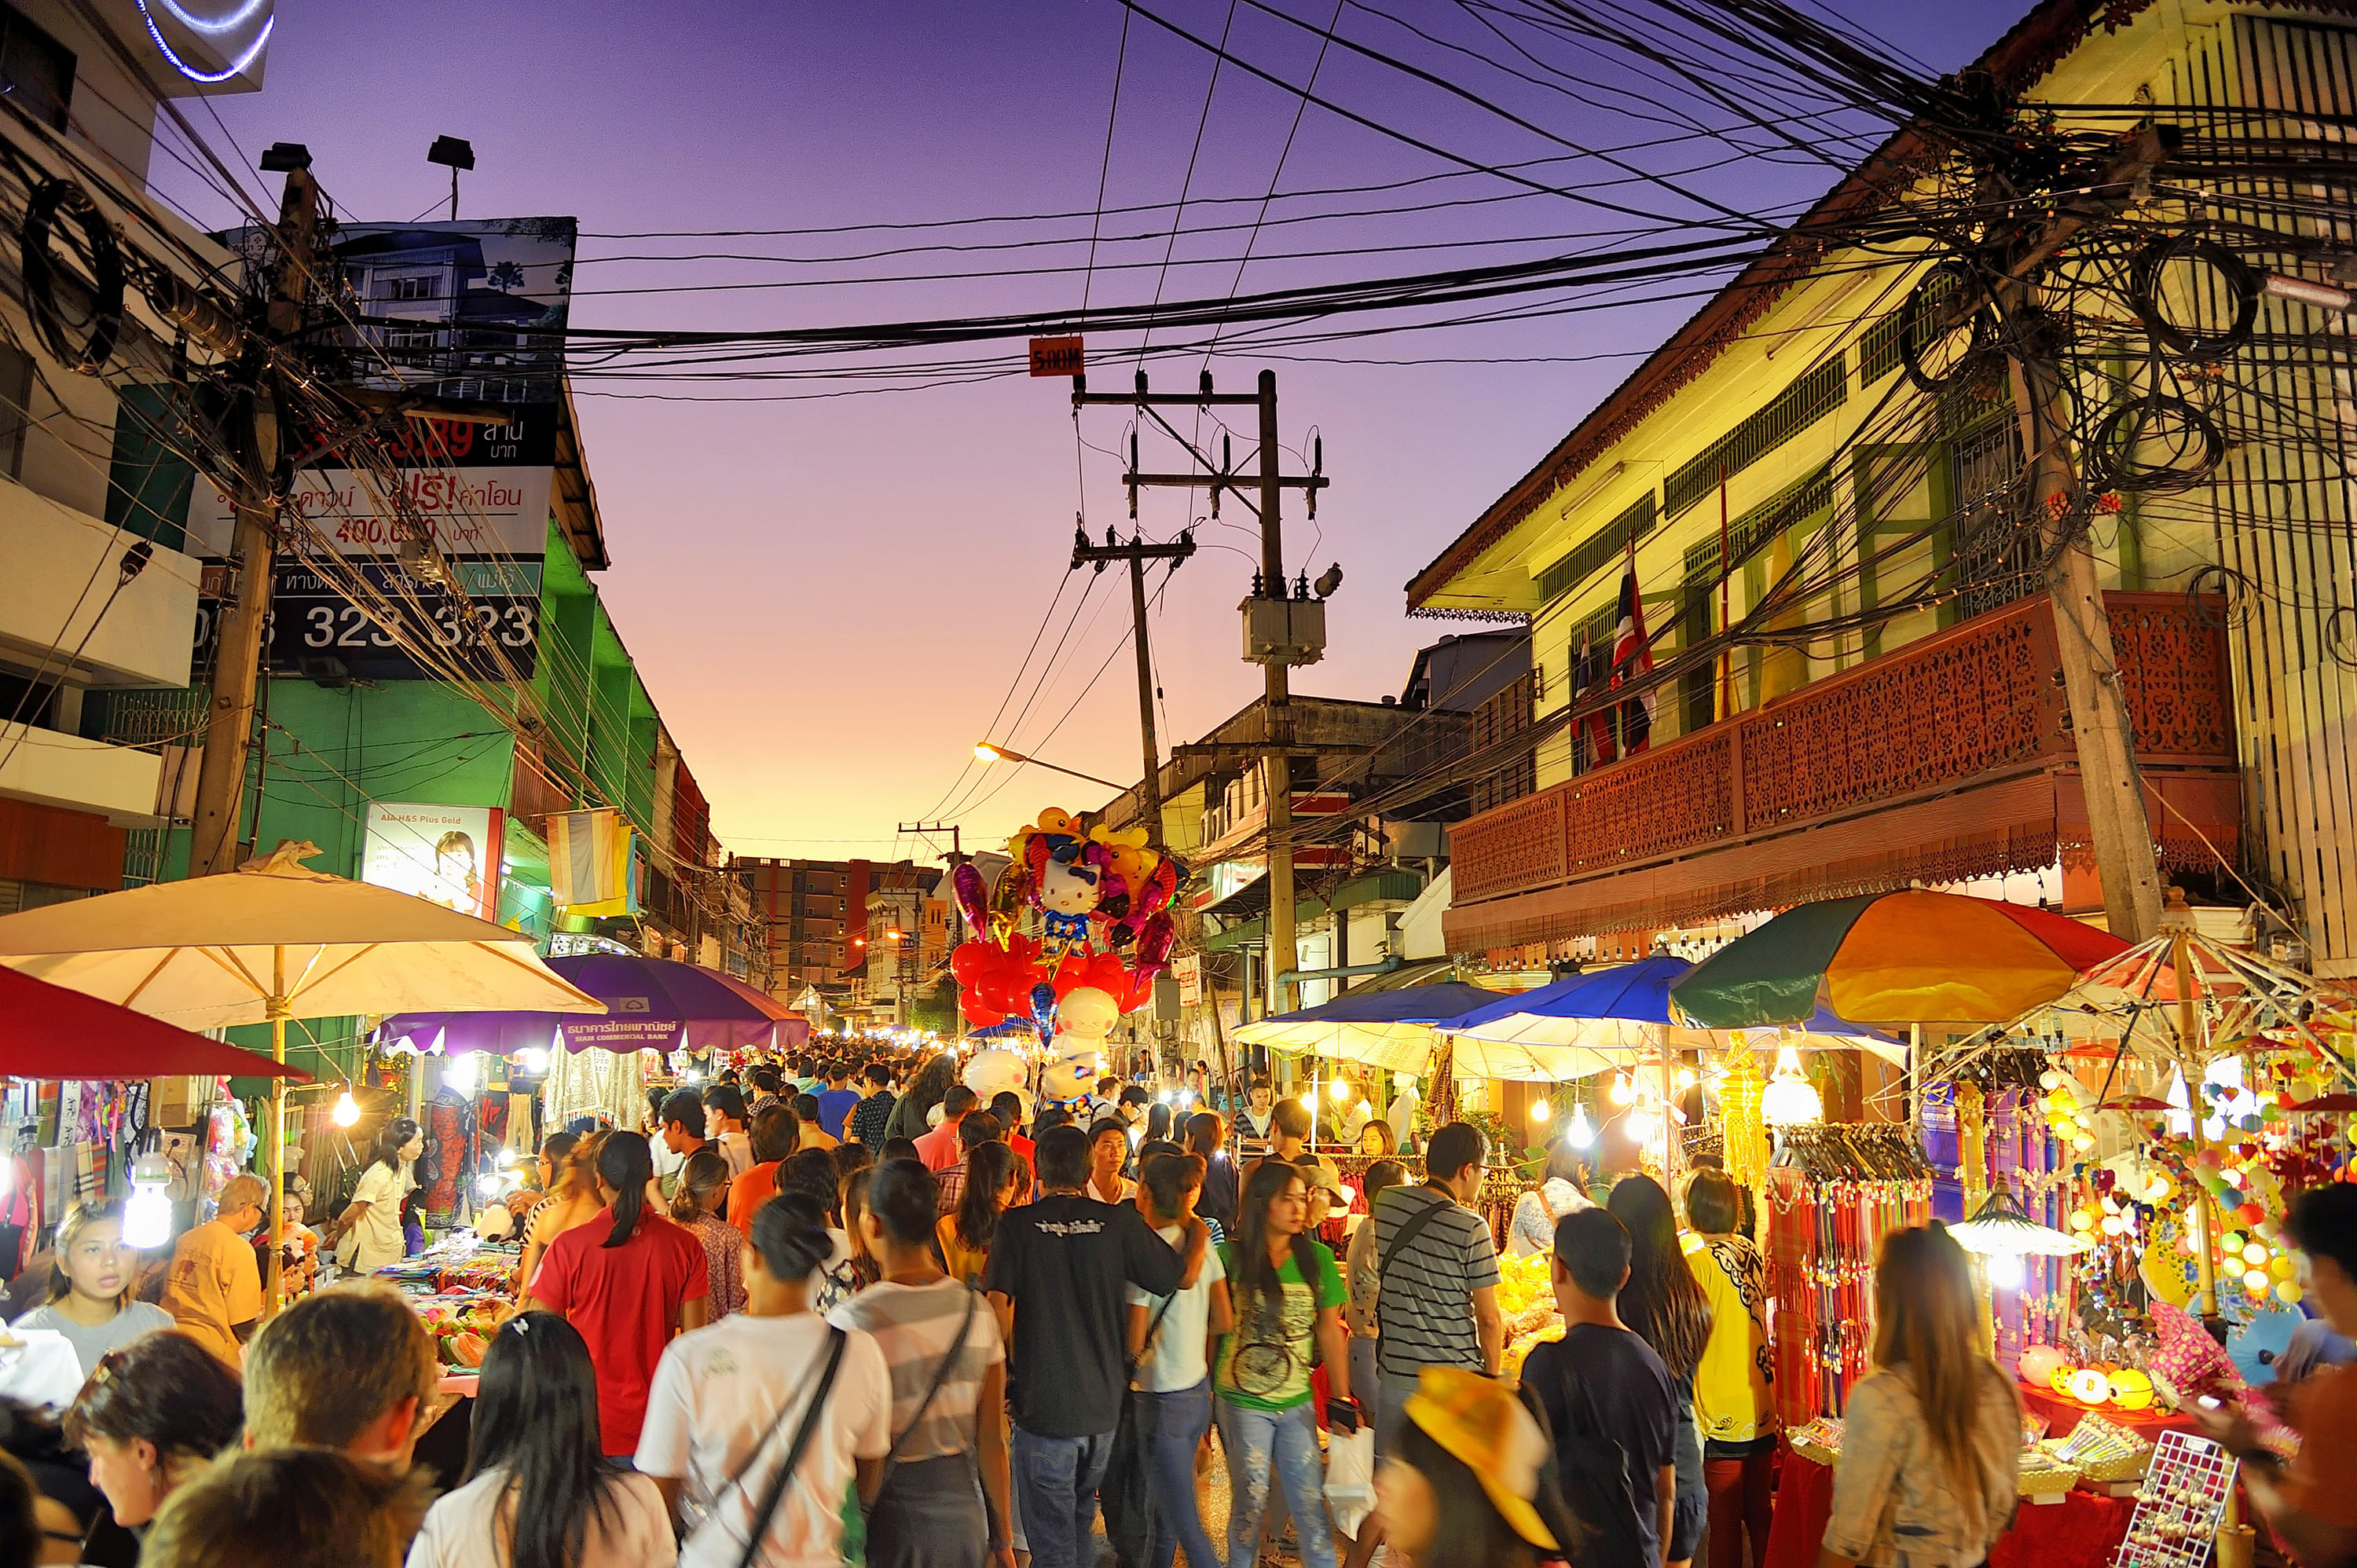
[1069,526,1197,848]
[189,153,321,877]
[1072,368,1328,1017]
[1989,126,2173,943]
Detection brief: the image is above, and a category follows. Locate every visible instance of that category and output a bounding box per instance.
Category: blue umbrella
[1441,957,1901,1080]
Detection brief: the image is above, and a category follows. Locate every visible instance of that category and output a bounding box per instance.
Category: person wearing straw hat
[1375,1365,1578,1568]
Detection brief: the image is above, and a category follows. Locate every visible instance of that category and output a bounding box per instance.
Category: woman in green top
[1215,1159,1354,1568]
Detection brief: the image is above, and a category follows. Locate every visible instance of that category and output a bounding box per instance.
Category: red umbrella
[0,966,309,1080]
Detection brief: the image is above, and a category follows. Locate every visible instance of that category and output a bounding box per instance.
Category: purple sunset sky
[152,0,2020,863]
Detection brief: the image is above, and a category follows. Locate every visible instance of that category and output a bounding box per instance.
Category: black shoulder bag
[1102,1280,1183,1568]
[720,1325,849,1568]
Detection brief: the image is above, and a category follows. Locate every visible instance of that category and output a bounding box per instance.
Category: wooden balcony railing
[1451,592,2235,907]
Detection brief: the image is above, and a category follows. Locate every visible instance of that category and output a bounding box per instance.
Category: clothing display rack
[1764,1123,1933,1427]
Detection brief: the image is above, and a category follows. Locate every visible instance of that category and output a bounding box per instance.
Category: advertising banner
[192,218,574,562]
[361,802,504,922]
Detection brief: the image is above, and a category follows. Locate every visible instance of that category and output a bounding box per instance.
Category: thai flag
[1610,564,1655,755]
[1573,628,1616,769]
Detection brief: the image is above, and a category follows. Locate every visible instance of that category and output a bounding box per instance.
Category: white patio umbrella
[0,841,603,1306]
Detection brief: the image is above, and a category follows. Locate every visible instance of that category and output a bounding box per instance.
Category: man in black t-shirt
[1520,1206,1679,1568]
[983,1124,1206,1568]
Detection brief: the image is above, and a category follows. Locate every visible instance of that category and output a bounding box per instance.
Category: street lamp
[971,740,1127,793]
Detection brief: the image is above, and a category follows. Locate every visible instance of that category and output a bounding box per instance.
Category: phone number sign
[195,559,541,683]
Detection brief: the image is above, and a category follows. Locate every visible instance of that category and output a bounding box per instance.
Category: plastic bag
[1325,1423,1376,1539]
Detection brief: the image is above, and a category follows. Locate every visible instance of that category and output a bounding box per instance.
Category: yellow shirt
[1684,1230,1774,1445]
[936,1213,990,1285]
[160,1219,262,1365]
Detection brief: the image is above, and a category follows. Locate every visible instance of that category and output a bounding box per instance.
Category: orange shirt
[2283,1361,2357,1528]
[728,1160,780,1239]
[159,1219,262,1365]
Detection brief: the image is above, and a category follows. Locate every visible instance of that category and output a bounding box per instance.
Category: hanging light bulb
[332,1089,360,1128]
[1530,1097,1552,1124]
[123,1150,172,1250]
[1609,1073,1635,1107]
[519,1046,551,1075]
[1984,1250,2025,1289]
[444,1050,478,1096]
[1567,1105,1596,1148]
[1760,1045,1824,1127]
[1329,1077,1351,1102]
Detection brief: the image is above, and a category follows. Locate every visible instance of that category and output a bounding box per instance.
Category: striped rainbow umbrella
[1669,889,2129,1028]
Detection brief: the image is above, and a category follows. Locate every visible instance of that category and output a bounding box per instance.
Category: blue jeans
[1136,1381,1220,1568]
[1216,1396,1339,1568]
[1010,1425,1114,1568]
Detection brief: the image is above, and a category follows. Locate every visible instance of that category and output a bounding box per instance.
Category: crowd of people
[0,1044,2350,1568]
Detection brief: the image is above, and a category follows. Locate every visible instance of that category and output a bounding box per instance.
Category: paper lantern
[2018,1346,2069,1388]
[2067,1368,2114,1405]
[2242,1243,2269,1266]
[2277,1280,2304,1306]
[2048,1364,2082,1396]
[2108,1368,2155,1410]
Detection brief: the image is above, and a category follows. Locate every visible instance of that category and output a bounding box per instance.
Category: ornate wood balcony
[1445,592,2241,952]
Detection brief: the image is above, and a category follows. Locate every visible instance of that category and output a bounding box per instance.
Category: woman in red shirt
[526,1132,709,1457]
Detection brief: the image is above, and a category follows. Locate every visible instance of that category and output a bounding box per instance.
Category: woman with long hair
[1609,1175,1710,1568]
[522,1133,710,1459]
[1145,1102,1174,1146]
[885,1053,959,1144]
[1374,1367,1580,1568]
[520,1133,607,1293]
[937,1141,1022,1287]
[519,1132,580,1234]
[1214,1160,1351,1568]
[1821,1225,2021,1568]
[1683,1170,1776,1568]
[667,1149,743,1319]
[408,1315,676,1568]
[13,1201,173,1376]
[1508,1142,1594,1257]
[324,1116,423,1275]
[64,1331,243,1532]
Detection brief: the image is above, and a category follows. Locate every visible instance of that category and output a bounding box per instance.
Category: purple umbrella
[381,953,805,1055]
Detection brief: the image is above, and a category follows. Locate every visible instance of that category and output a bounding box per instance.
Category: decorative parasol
[1670,890,2129,1028]
[1947,1189,2095,1258]
[1233,981,1508,1076]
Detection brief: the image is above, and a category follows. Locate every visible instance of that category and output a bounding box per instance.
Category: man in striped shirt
[1369,1121,1503,1455]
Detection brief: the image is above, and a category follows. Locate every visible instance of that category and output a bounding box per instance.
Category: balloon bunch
[948,807,1185,1033]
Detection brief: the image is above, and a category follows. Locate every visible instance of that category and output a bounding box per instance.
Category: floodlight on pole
[427,135,474,221]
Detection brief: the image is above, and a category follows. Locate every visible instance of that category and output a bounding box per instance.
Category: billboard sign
[193,559,539,682]
[361,803,504,922]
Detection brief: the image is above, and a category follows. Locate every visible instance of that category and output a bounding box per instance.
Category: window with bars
[1663,354,1847,518]
[1538,492,1655,606]
[1468,672,1537,813]
[1860,311,1908,384]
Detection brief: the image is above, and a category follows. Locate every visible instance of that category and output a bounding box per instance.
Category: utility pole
[1072,368,1328,1018]
[1989,126,2172,943]
[1069,526,1197,847]
[899,820,966,1035]
[189,149,321,877]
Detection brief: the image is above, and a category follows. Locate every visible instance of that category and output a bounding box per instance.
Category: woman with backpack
[830,1160,1012,1568]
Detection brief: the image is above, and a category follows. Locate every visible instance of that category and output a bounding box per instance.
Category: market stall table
[1761,1450,2135,1568]
[2019,1383,2204,1442]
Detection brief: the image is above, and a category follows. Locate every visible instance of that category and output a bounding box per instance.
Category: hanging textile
[418,1087,476,1219]
[1764,1123,1933,1427]
[541,1045,647,1134]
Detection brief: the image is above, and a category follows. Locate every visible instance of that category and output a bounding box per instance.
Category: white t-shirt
[1127,1222,1227,1394]
[405,1466,676,1568]
[636,1312,893,1568]
[346,1161,414,1274]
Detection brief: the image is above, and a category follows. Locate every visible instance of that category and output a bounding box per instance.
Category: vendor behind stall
[321,1119,423,1277]
[159,1177,266,1365]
